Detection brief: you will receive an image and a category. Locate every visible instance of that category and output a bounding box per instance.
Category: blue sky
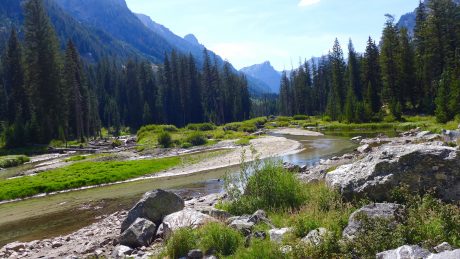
[125,0,419,71]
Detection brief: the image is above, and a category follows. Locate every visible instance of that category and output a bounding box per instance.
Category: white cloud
[298,0,320,7]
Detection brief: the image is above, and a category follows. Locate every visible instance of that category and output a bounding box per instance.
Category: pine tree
[24,0,63,143]
[4,28,28,124]
[279,71,291,116]
[362,37,381,113]
[435,70,452,123]
[347,40,362,100]
[327,39,346,120]
[398,27,416,110]
[64,40,86,142]
[380,15,400,117]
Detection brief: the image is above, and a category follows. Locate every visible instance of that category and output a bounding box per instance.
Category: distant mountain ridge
[0,0,271,95]
[240,61,281,93]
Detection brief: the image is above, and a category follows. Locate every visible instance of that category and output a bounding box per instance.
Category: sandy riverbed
[271,128,324,137]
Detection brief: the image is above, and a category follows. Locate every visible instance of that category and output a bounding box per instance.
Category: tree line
[280,0,460,123]
[0,0,250,147]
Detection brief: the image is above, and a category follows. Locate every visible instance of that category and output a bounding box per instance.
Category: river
[0,133,357,247]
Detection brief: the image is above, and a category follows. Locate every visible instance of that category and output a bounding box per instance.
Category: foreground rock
[157,209,217,239]
[121,189,184,232]
[377,245,460,259]
[269,228,292,244]
[343,203,405,240]
[119,218,156,248]
[326,143,460,202]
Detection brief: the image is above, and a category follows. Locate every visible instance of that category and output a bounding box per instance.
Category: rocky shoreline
[1,127,459,259]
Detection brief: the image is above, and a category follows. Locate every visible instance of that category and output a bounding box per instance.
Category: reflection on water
[0,133,358,246]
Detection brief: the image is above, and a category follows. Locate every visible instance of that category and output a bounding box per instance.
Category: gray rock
[208,209,232,220]
[157,209,217,239]
[351,136,363,142]
[434,242,453,253]
[252,231,267,240]
[357,144,372,153]
[119,218,156,248]
[376,245,431,259]
[229,219,254,236]
[269,228,292,244]
[326,144,460,201]
[121,189,184,232]
[430,249,460,259]
[343,203,405,240]
[112,245,133,258]
[3,242,25,252]
[51,241,62,248]
[248,210,267,224]
[187,249,203,259]
[301,228,329,246]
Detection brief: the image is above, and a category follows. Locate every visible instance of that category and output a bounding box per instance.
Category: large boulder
[119,218,156,248]
[376,245,431,259]
[121,189,184,232]
[377,245,460,259]
[326,144,460,202]
[156,209,217,239]
[343,203,405,240]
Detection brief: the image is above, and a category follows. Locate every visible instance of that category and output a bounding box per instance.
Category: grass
[0,156,180,201]
[0,155,30,168]
[166,228,198,258]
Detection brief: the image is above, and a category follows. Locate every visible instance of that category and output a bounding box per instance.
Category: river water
[0,134,357,246]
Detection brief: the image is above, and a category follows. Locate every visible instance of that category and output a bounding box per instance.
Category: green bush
[166,228,198,259]
[235,137,251,146]
[187,132,207,146]
[293,232,341,259]
[111,139,122,148]
[224,161,306,215]
[200,223,243,256]
[181,142,193,149]
[186,123,216,131]
[158,131,173,148]
[223,122,242,132]
[276,116,292,122]
[0,155,30,168]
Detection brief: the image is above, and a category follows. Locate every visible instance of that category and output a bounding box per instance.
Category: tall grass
[200,222,243,256]
[166,228,198,259]
[0,155,30,168]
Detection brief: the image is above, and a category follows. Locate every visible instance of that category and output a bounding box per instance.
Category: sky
[125,0,419,71]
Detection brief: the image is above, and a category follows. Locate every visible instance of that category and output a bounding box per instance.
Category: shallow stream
[0,133,358,246]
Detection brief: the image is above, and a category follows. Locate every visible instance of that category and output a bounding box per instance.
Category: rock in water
[326,144,460,202]
[121,189,184,232]
[343,203,405,240]
[156,209,217,239]
[119,218,156,248]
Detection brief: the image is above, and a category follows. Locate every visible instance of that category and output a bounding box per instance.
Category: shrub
[186,123,216,131]
[276,116,291,122]
[340,213,405,258]
[187,132,207,146]
[293,114,309,120]
[223,122,242,132]
[200,223,243,256]
[181,142,193,149]
[111,139,122,148]
[65,155,87,162]
[166,228,198,259]
[158,131,173,148]
[0,155,30,168]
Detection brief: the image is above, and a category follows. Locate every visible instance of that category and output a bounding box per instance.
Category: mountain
[184,34,200,46]
[0,0,270,95]
[241,61,281,93]
[0,0,142,61]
